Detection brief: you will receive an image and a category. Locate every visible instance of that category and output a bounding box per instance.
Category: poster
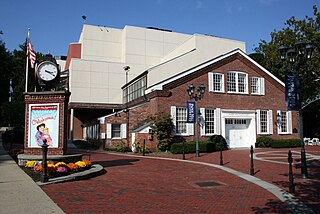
[28,104,59,148]
[285,72,300,110]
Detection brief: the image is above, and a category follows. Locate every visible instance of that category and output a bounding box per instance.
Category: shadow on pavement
[251,199,292,214]
[96,158,140,168]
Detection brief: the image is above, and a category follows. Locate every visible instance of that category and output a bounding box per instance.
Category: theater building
[65,24,298,150]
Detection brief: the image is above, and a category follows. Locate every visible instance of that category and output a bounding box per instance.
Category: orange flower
[83,159,91,167]
[67,163,79,172]
[34,165,43,172]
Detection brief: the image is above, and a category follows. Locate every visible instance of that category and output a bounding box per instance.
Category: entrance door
[225,119,251,148]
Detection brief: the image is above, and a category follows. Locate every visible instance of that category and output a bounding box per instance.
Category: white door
[225,119,251,148]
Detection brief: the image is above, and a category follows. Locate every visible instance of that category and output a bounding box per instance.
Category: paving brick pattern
[41,148,303,213]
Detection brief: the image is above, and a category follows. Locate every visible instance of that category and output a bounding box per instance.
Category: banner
[285,72,300,110]
[28,104,59,148]
[186,102,196,123]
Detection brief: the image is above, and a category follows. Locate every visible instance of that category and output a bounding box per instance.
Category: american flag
[27,40,36,68]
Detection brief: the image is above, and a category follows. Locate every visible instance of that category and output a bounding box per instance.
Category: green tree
[150,112,174,151]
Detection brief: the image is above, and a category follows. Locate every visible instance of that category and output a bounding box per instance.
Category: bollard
[301,148,308,178]
[220,143,223,166]
[288,150,295,194]
[41,141,49,183]
[250,145,254,176]
[142,139,146,156]
[182,141,186,160]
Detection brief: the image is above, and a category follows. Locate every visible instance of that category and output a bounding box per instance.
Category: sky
[0,0,318,56]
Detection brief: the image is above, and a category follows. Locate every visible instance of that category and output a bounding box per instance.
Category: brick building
[65,24,298,150]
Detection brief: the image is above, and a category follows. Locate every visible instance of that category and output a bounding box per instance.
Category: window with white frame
[251,77,265,95]
[277,110,292,134]
[106,123,127,139]
[200,108,221,136]
[208,73,224,93]
[227,71,248,94]
[171,106,194,136]
[176,107,187,134]
[256,110,273,134]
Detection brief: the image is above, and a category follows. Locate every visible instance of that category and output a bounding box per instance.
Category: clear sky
[0,0,318,56]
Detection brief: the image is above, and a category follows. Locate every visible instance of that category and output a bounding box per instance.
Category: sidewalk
[0,133,64,214]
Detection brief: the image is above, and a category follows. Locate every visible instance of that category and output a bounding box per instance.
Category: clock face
[37,62,58,81]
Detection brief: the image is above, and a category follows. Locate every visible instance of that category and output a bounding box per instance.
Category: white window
[171,106,194,136]
[106,123,127,139]
[208,72,224,93]
[256,110,273,134]
[200,108,221,136]
[227,71,248,94]
[277,110,292,134]
[251,77,265,95]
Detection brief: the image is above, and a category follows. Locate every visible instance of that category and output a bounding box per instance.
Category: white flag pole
[25,28,30,93]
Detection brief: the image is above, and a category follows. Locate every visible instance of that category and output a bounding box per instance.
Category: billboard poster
[28,104,59,148]
[285,72,300,110]
[186,102,196,123]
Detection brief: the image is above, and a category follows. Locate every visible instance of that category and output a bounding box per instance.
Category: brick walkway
[41,146,320,213]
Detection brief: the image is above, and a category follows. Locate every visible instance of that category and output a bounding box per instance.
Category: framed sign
[28,104,59,148]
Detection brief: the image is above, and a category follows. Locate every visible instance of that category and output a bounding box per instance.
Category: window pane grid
[280,112,287,133]
[213,74,223,92]
[112,124,121,138]
[227,73,236,92]
[205,109,215,134]
[251,77,259,94]
[176,107,187,134]
[260,110,268,133]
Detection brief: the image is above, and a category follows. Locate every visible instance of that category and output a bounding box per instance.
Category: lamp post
[124,66,130,147]
[187,83,205,157]
[278,40,313,178]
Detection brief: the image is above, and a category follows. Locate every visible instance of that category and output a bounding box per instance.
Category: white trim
[145,49,284,94]
[106,123,112,139]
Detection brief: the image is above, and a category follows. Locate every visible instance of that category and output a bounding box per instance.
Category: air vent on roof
[147,27,172,32]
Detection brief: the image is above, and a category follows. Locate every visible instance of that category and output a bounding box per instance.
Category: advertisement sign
[28,104,59,148]
[187,102,196,123]
[285,72,300,110]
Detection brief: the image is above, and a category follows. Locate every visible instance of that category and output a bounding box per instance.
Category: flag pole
[25,28,30,93]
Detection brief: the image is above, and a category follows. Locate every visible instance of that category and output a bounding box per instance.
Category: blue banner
[285,72,300,110]
[187,102,196,123]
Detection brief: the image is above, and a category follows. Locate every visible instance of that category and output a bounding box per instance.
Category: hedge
[170,141,215,154]
[256,137,301,148]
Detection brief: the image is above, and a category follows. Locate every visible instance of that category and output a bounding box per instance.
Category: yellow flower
[75,161,86,168]
[25,161,37,168]
[55,162,67,167]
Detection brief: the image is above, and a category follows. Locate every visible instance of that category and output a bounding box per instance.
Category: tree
[150,112,174,151]
[251,5,320,137]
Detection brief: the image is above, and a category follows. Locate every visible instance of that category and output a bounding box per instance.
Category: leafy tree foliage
[250,5,320,138]
[150,112,174,151]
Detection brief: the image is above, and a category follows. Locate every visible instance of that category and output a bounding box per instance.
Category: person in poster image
[35,123,52,146]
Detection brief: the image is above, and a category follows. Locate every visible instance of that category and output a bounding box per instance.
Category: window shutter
[106,124,112,139]
[277,110,281,134]
[256,110,261,134]
[171,106,176,134]
[187,123,194,136]
[268,110,273,134]
[208,72,213,92]
[121,124,127,138]
[260,78,265,95]
[200,108,205,136]
[221,74,225,93]
[287,111,292,134]
[214,108,221,135]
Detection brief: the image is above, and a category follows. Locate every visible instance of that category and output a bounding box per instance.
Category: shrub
[256,136,273,147]
[170,141,215,154]
[115,141,132,152]
[208,135,228,150]
[270,139,301,148]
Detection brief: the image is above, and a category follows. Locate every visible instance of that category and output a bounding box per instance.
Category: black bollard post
[143,139,146,156]
[182,141,185,160]
[250,145,254,176]
[288,150,295,194]
[41,140,49,183]
[220,143,223,166]
[301,148,308,178]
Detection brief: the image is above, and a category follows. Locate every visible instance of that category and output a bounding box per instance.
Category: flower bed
[24,159,92,181]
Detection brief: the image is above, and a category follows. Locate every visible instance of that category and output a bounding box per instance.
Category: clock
[37,61,59,82]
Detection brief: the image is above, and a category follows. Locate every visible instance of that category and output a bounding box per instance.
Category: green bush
[170,141,215,154]
[115,141,132,152]
[270,139,301,148]
[256,136,273,148]
[72,140,90,149]
[208,135,228,150]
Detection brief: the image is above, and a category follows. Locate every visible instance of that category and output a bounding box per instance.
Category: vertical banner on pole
[187,102,196,123]
[285,72,300,110]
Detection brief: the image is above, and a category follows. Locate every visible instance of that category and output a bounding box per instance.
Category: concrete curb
[37,164,105,186]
